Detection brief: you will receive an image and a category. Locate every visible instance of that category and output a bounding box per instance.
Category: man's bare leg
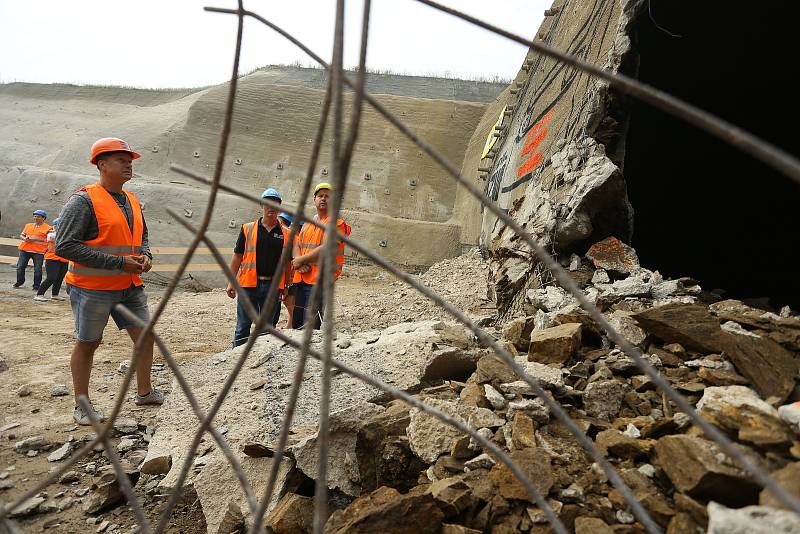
[127,327,154,396]
[71,340,101,406]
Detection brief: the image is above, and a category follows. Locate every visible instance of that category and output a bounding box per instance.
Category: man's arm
[55,194,125,270]
[226,228,247,298]
[292,221,349,267]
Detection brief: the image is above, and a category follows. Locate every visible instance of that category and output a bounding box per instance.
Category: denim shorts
[66,284,150,342]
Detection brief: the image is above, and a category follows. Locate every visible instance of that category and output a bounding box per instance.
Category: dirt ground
[0,263,398,533]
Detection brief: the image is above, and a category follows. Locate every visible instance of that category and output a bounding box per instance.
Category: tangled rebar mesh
[3,1,800,533]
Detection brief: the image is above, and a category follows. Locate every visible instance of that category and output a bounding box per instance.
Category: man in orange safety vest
[56,137,163,425]
[291,182,351,330]
[227,187,293,347]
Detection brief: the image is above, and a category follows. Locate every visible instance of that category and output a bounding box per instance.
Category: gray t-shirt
[55,188,151,270]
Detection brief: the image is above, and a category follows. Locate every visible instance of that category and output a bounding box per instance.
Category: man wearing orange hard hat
[290,182,351,330]
[55,137,164,425]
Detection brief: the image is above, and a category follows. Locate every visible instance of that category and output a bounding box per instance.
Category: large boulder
[407,398,502,464]
[146,321,475,530]
[288,402,384,497]
[193,450,295,534]
[152,322,476,483]
[357,401,425,493]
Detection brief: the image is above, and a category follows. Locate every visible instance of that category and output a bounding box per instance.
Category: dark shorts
[66,284,150,342]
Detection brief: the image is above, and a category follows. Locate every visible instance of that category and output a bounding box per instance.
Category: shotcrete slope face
[472,0,641,315]
[0,67,504,281]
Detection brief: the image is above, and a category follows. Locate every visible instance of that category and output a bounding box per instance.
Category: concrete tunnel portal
[623,1,800,309]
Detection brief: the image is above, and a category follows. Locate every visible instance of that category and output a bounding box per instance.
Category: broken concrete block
[583,380,626,421]
[82,465,139,514]
[586,236,639,274]
[489,448,553,503]
[595,429,653,459]
[407,398,504,464]
[325,486,444,534]
[654,435,758,506]
[707,502,800,534]
[47,442,71,462]
[266,493,314,534]
[697,385,794,446]
[195,451,295,534]
[528,322,582,364]
[140,447,172,475]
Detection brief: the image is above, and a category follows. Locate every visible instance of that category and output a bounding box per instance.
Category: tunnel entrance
[623,1,800,309]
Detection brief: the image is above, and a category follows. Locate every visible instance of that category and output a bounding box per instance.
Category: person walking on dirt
[56,137,164,425]
[226,188,292,347]
[34,217,69,302]
[14,209,51,290]
[291,182,351,330]
[278,212,296,329]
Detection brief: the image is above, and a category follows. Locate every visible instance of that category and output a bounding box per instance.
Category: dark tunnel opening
[624,1,800,309]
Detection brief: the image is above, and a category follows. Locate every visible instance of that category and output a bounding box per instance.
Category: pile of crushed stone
[336,248,493,333]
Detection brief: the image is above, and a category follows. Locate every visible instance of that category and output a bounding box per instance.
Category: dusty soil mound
[337,249,493,332]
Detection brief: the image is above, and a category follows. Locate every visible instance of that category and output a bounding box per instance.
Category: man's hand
[140,255,152,273]
[226,284,237,299]
[280,287,288,301]
[122,256,145,274]
[298,264,311,274]
[291,257,304,270]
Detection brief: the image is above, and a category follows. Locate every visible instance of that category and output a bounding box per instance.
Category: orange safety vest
[44,231,67,263]
[292,216,351,285]
[64,183,144,290]
[237,220,291,289]
[18,222,51,254]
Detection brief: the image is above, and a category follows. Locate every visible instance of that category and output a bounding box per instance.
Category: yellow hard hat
[314,182,332,196]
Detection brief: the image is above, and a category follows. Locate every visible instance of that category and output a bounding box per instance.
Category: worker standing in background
[14,209,51,290]
[226,188,292,347]
[278,212,296,329]
[34,217,69,302]
[56,137,163,425]
[291,182,351,330]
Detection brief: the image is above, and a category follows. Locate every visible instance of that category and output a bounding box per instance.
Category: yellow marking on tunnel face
[481,105,507,159]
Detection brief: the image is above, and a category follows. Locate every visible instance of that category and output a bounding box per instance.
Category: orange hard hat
[89,137,141,165]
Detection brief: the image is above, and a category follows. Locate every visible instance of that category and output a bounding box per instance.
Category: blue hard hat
[261,187,282,201]
[33,209,47,218]
[52,217,61,226]
[278,213,293,225]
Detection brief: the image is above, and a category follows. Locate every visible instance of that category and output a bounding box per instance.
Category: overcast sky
[0,0,548,88]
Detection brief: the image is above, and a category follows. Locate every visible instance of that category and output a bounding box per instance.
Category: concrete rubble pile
[1,416,159,534]
[339,248,494,332]
[129,237,798,533]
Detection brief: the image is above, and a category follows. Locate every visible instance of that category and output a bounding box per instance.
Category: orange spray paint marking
[516,110,554,178]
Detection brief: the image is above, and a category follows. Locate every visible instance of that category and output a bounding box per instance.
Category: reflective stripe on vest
[292,217,350,286]
[18,222,51,254]
[237,221,290,289]
[64,183,144,290]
